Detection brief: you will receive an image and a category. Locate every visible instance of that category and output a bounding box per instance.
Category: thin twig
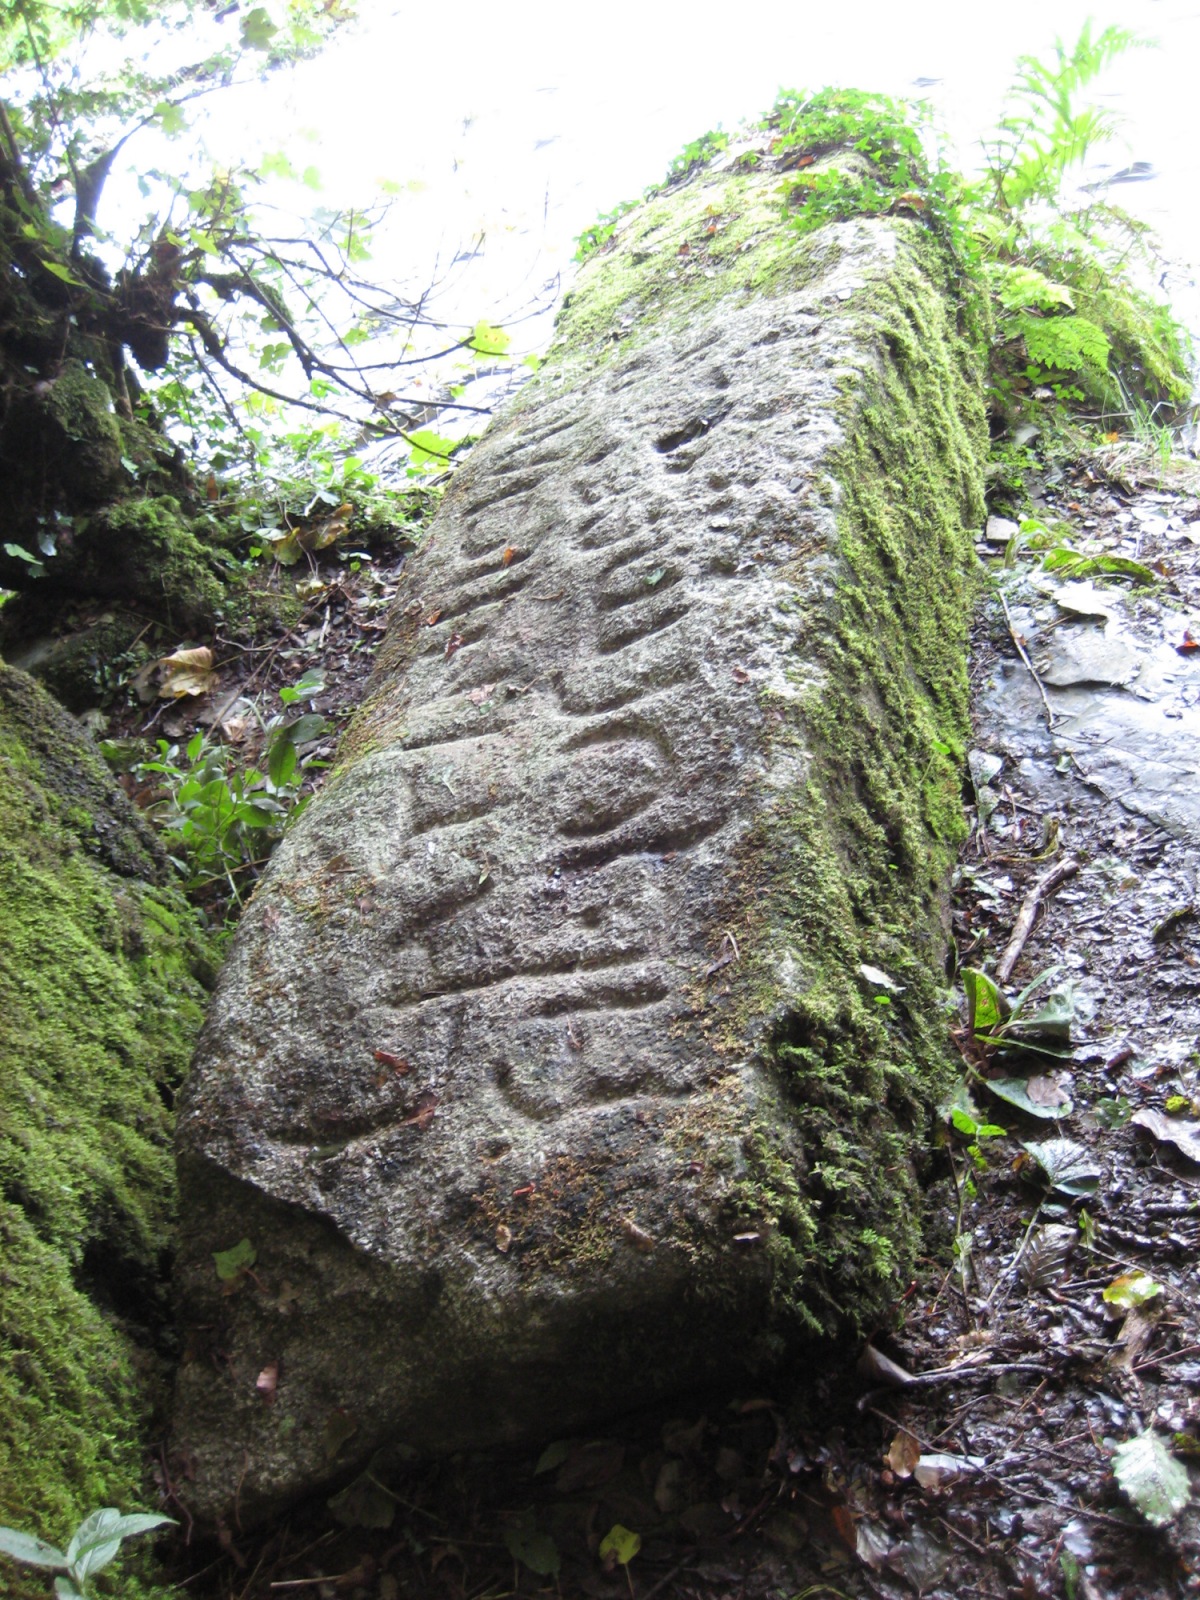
[996,857,1080,984]
[998,587,1059,730]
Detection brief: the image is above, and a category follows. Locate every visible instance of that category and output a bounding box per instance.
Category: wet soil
[89,447,1200,1600]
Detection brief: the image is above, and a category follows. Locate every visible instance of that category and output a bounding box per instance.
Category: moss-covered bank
[0,665,216,1592]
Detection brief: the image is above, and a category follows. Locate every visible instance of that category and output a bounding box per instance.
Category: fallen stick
[998,588,1059,731]
[997,856,1080,984]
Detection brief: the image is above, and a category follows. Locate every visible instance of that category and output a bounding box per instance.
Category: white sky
[101,0,1200,408]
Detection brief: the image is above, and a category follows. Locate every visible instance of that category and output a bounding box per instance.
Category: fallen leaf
[256,1362,278,1401]
[444,632,465,659]
[1103,1271,1164,1309]
[1133,1107,1200,1163]
[400,1092,438,1130]
[158,645,216,700]
[622,1218,655,1252]
[555,1439,623,1493]
[1022,1137,1102,1196]
[1020,1223,1076,1287]
[501,545,517,566]
[986,1076,1072,1119]
[1112,1431,1190,1526]
[886,1429,920,1478]
[212,1237,256,1282]
[373,1049,410,1073]
[858,1343,914,1388]
[467,682,495,705]
[914,1452,981,1489]
[323,1409,358,1461]
[731,663,750,683]
[495,1223,513,1253]
[856,1519,892,1569]
[424,609,442,626]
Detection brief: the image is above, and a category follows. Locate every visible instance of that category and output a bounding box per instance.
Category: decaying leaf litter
[87,445,1200,1598]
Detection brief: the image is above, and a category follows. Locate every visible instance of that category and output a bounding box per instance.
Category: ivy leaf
[240,7,278,49]
[212,1237,257,1281]
[1112,1431,1191,1527]
[468,320,511,357]
[155,100,187,137]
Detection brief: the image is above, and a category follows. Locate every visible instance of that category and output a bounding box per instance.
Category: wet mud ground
[160,450,1200,1600]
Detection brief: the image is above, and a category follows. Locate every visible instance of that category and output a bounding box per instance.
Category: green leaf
[69,1508,166,1581]
[1022,1138,1101,1196]
[503,1521,560,1577]
[40,259,86,287]
[55,1579,84,1600]
[963,967,1003,1036]
[240,7,278,49]
[1103,1271,1164,1309]
[268,735,298,788]
[533,1440,571,1476]
[985,1078,1072,1119]
[213,1237,257,1281]
[1112,1431,1191,1527]
[598,1524,642,1567]
[155,100,187,137]
[468,319,511,357]
[407,430,456,469]
[0,1528,69,1570]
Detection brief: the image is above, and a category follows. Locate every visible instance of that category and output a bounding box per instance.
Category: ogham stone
[172,154,986,1522]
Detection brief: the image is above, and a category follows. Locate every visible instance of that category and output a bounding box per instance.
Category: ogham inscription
[173,195,982,1523]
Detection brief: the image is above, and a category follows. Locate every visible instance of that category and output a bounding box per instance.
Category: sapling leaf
[598,1524,642,1567]
[0,1528,69,1569]
[1103,1271,1163,1309]
[964,967,1004,1036]
[503,1520,560,1576]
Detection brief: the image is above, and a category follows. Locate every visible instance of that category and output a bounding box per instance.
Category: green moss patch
[0,665,215,1581]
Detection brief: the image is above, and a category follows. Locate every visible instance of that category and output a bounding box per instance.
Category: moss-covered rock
[173,139,986,1523]
[0,665,217,1592]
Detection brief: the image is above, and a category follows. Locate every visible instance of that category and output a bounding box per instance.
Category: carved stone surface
[173,177,984,1522]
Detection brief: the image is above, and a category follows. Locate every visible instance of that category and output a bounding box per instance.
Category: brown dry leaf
[1133,1108,1200,1164]
[444,632,465,659]
[256,1362,279,1402]
[158,646,216,700]
[495,1223,513,1254]
[829,1503,857,1552]
[424,609,442,627]
[622,1218,655,1253]
[467,682,495,705]
[1026,1074,1070,1108]
[501,545,517,566]
[555,1439,624,1493]
[731,663,750,684]
[401,1092,438,1130]
[886,1428,920,1478]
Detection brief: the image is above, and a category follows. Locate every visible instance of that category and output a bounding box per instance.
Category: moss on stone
[537,151,987,1341]
[78,495,225,624]
[0,665,216,1588]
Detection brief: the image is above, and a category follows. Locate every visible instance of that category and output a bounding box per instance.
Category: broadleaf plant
[0,1508,175,1597]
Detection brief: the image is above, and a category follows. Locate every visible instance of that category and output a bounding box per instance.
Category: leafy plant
[133,719,318,905]
[963,964,1076,1058]
[0,1507,174,1598]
